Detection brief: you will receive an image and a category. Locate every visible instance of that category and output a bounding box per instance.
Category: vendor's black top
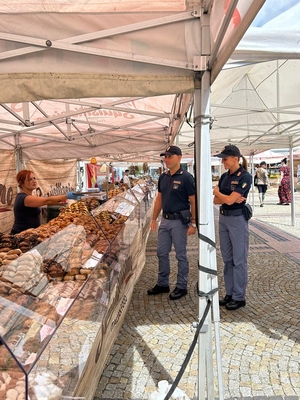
[158,167,195,213]
[218,166,252,210]
[12,193,41,234]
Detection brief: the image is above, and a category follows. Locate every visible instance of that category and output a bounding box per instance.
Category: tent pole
[245,82,255,208]
[276,60,280,136]
[250,154,255,208]
[194,70,224,400]
[77,159,82,191]
[289,145,295,226]
[14,134,23,173]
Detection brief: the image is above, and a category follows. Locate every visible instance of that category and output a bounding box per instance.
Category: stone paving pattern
[94,188,300,400]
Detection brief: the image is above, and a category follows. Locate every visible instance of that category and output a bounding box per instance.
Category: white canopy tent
[0,2,266,400]
[178,1,300,156]
[250,149,286,165]
[179,57,300,156]
[0,0,264,163]
[177,1,300,231]
[210,59,300,155]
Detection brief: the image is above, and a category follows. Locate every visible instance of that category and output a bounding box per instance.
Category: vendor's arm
[150,192,162,231]
[213,185,245,205]
[24,194,68,207]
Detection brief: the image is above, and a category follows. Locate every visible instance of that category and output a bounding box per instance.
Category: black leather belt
[220,208,243,216]
[163,212,181,220]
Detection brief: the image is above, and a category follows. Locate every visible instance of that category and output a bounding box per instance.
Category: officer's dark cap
[160,145,182,157]
[215,145,241,159]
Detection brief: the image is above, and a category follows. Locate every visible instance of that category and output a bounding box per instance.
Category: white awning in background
[178,2,300,157]
[0,0,264,162]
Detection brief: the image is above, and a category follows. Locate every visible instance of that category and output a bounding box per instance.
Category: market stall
[0,179,156,400]
[0,2,267,399]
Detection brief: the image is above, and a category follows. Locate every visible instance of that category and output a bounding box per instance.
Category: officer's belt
[220,208,243,216]
[163,212,181,220]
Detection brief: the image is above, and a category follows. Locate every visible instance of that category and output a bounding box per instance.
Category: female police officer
[213,145,252,310]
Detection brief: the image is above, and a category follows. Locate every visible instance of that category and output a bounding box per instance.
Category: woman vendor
[11,169,81,234]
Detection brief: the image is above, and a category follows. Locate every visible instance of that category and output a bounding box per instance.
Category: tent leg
[14,136,23,173]
[289,145,296,226]
[249,154,256,208]
[194,71,224,400]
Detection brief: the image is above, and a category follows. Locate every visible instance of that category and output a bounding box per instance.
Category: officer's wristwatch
[191,223,196,228]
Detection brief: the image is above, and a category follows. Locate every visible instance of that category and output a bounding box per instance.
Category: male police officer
[147,146,196,300]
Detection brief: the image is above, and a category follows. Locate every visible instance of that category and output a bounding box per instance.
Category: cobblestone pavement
[94,188,300,400]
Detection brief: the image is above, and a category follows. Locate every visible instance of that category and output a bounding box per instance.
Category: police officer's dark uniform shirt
[158,167,195,213]
[12,193,41,234]
[218,166,252,210]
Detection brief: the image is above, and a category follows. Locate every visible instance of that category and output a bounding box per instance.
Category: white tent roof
[0,0,264,162]
[230,2,300,64]
[213,1,300,155]
[210,59,300,155]
[250,149,286,164]
[178,1,300,157]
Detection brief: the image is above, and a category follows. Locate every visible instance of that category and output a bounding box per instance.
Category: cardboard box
[101,183,115,190]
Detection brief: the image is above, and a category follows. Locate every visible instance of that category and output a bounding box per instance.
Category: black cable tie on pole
[198,232,216,248]
[198,263,218,276]
[198,288,218,299]
[163,299,212,400]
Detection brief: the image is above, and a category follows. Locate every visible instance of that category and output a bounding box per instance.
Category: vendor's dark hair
[281,157,287,164]
[260,161,266,166]
[125,169,129,173]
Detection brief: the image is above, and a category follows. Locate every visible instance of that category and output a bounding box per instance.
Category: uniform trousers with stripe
[219,213,249,301]
[156,217,189,290]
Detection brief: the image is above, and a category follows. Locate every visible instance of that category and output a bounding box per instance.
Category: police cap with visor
[215,145,241,159]
[160,146,182,157]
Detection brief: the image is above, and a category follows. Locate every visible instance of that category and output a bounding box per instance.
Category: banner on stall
[86,163,106,188]
[0,151,17,233]
[26,160,77,197]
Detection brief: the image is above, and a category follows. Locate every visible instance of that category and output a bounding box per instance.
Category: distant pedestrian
[256,161,269,207]
[293,173,297,193]
[278,158,291,205]
[123,169,131,188]
[213,145,252,311]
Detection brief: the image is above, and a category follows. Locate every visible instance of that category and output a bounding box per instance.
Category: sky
[251,0,300,26]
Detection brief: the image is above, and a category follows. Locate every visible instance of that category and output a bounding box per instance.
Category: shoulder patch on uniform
[241,182,248,188]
